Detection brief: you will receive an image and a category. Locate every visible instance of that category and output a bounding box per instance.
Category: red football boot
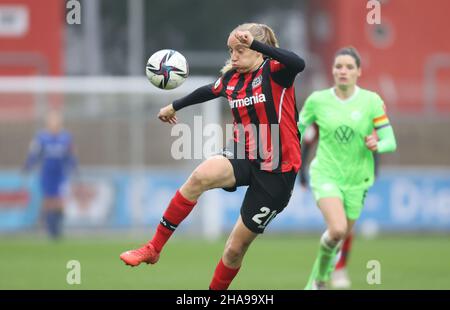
[120,242,160,266]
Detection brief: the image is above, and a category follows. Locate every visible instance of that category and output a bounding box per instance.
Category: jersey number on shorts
[252,207,277,228]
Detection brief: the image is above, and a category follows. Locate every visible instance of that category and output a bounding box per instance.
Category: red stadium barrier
[307,0,450,114]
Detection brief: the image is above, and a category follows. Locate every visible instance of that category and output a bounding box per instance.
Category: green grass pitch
[0,234,449,290]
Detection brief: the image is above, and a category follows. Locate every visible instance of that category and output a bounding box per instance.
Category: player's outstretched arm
[158,84,221,124]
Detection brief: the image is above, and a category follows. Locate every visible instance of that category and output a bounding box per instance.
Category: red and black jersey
[173,40,305,173]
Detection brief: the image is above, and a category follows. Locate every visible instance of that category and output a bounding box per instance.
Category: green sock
[318,245,340,281]
[305,231,342,289]
[305,243,340,289]
[304,257,320,290]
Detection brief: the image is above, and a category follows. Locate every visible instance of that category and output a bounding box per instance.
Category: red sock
[335,233,353,270]
[209,259,241,290]
[150,190,196,253]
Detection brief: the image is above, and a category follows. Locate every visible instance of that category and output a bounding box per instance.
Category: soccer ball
[145,49,189,90]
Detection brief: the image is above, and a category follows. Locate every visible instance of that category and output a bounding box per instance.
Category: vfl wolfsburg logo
[334,125,354,144]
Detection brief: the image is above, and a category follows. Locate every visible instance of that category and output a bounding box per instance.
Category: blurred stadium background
[0,0,449,289]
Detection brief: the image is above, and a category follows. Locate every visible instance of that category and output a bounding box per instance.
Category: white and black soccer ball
[145,49,189,90]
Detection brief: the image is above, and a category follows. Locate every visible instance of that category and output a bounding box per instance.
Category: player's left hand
[365,134,378,151]
[234,30,254,47]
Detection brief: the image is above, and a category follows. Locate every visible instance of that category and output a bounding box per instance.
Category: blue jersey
[24,130,77,197]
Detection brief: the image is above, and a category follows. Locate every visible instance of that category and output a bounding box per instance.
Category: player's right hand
[158,104,178,124]
[234,30,254,47]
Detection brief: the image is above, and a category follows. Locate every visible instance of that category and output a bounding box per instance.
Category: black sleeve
[172,84,219,111]
[250,40,305,73]
[250,40,305,87]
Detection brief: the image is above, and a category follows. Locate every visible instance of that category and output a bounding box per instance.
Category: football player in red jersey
[120,23,305,290]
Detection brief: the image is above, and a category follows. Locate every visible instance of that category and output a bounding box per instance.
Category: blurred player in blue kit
[22,110,78,239]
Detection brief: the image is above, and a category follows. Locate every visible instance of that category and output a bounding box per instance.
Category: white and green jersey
[298,86,391,189]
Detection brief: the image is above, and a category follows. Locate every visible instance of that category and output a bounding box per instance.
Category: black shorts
[220,145,297,234]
